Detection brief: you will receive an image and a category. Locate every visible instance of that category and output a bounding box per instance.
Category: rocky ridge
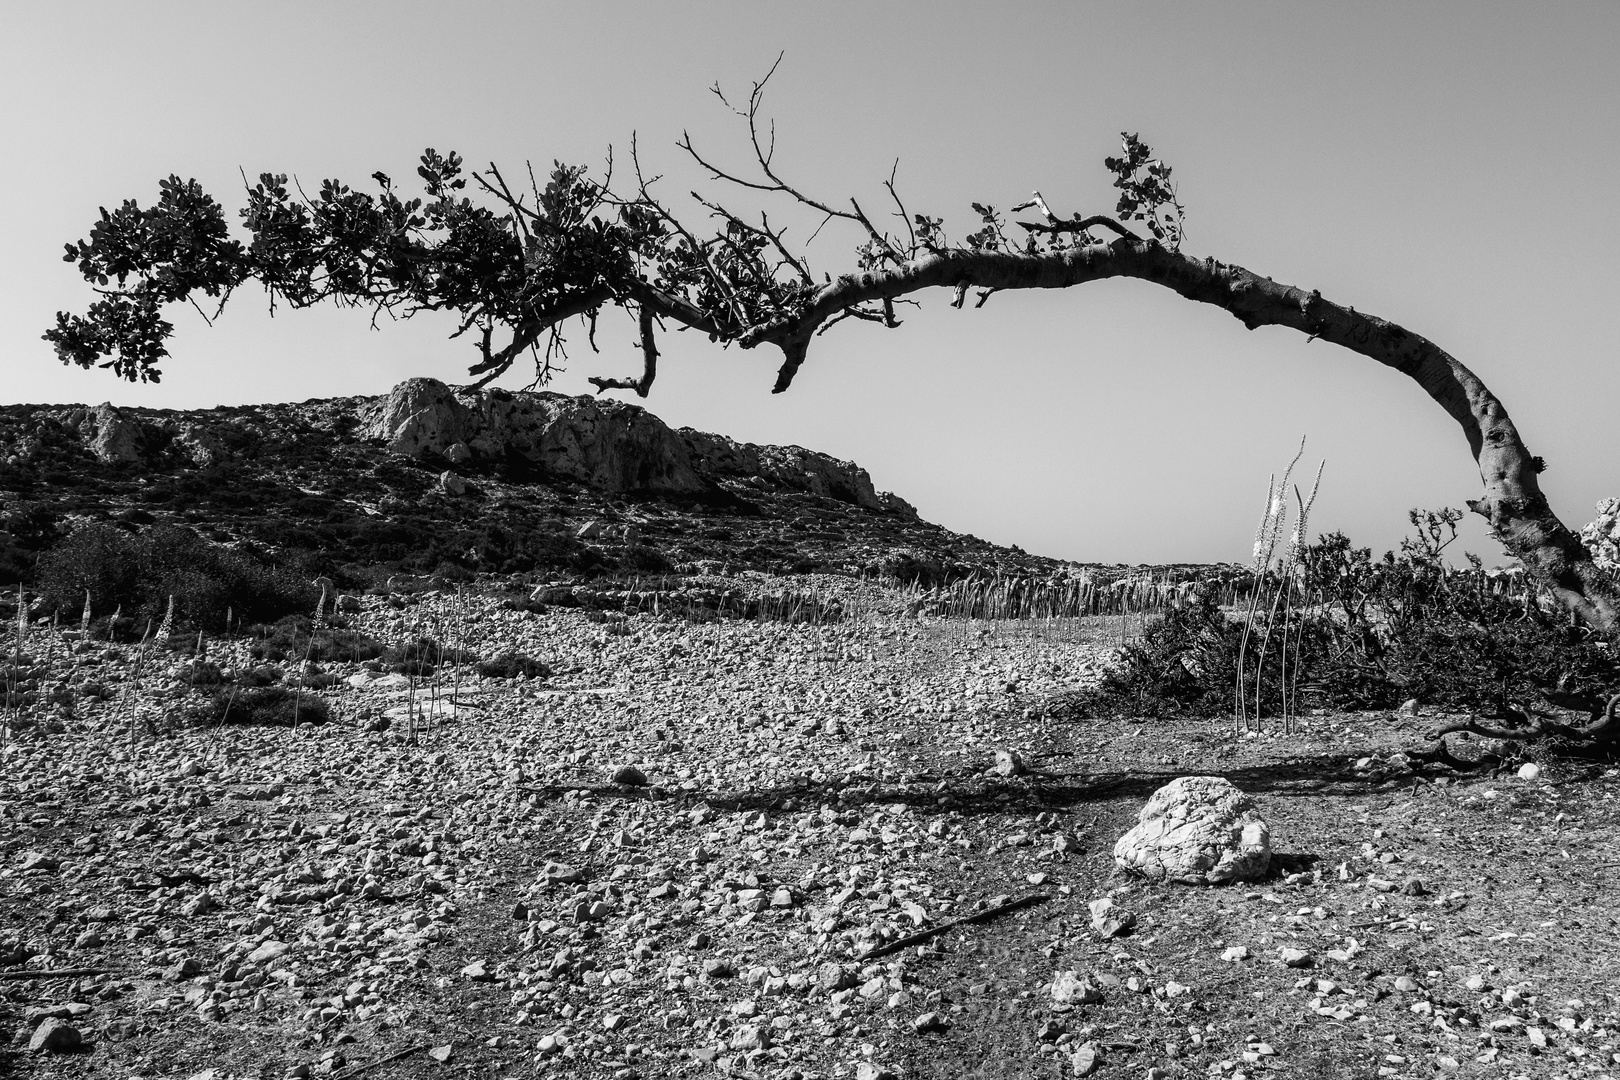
[0,380,1068,588]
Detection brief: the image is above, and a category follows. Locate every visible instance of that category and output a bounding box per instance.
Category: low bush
[248,616,385,663]
[192,686,330,726]
[381,636,476,676]
[474,652,552,679]
[1073,509,1620,723]
[36,523,318,631]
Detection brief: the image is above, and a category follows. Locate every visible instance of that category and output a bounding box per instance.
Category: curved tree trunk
[738,237,1620,632]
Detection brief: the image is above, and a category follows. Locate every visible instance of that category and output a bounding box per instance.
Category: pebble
[1050,970,1103,1005]
[1279,948,1313,968]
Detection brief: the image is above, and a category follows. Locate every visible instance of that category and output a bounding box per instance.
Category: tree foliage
[46,60,1183,397]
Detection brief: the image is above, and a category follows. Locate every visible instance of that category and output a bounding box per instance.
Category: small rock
[1397,698,1420,716]
[911,1011,950,1033]
[1394,976,1423,993]
[611,765,649,787]
[1278,948,1313,968]
[1517,762,1541,781]
[729,1025,769,1050]
[702,959,736,979]
[19,851,59,873]
[1401,879,1428,897]
[428,1044,453,1063]
[435,471,466,496]
[543,862,582,886]
[1221,946,1249,962]
[1050,970,1103,1005]
[1070,1043,1100,1076]
[163,956,202,982]
[246,940,289,965]
[460,960,492,981]
[991,748,1030,776]
[1035,1019,1064,1042]
[854,1065,895,1080]
[1088,897,1136,939]
[1053,833,1084,855]
[28,1017,81,1053]
[770,887,795,908]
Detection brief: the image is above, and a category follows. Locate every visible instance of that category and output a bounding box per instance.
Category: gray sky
[5,2,1617,565]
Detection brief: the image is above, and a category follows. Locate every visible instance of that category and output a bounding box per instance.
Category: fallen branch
[0,967,117,980]
[328,1043,431,1080]
[855,894,1051,961]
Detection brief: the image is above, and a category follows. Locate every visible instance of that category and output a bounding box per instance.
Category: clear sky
[5,2,1617,565]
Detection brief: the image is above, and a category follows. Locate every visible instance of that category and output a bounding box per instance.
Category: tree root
[1424,692,1620,750]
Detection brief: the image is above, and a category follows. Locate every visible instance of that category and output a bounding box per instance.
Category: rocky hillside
[0,379,1070,589]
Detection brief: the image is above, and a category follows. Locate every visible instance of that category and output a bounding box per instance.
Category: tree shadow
[524,749,1408,818]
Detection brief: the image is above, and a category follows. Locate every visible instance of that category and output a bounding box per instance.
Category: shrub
[249,616,385,663]
[36,523,318,631]
[1072,509,1620,723]
[381,636,475,675]
[474,652,552,679]
[192,686,330,726]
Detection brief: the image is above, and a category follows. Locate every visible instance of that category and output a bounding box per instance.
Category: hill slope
[0,379,1068,589]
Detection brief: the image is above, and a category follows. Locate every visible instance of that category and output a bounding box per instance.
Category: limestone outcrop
[358,378,914,515]
[1113,775,1271,885]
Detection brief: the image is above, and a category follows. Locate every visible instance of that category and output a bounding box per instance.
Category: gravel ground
[7,579,1620,1080]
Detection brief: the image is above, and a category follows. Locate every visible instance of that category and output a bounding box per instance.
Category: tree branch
[587,304,659,398]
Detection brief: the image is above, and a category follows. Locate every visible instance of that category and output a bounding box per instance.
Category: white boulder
[1113,775,1271,885]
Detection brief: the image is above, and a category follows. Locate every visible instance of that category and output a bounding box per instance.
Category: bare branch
[1018,214,1141,241]
[588,303,659,397]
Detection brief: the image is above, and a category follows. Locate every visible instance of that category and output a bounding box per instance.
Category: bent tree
[46,66,1620,636]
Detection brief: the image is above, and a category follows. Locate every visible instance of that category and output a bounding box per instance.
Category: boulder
[362,377,473,457]
[466,390,706,494]
[85,403,142,463]
[1113,775,1271,885]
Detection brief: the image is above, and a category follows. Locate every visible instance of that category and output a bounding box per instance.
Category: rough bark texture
[733,237,1620,631]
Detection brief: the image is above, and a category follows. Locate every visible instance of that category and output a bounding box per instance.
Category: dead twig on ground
[328,1042,431,1080]
[856,894,1051,961]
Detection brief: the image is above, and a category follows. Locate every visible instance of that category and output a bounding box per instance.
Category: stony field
[5,578,1620,1080]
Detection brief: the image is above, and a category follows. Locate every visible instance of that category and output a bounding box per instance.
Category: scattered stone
[28,1017,81,1053]
[911,1011,950,1033]
[1088,897,1137,939]
[1050,970,1103,1005]
[427,1044,453,1063]
[1397,698,1420,716]
[543,862,583,886]
[19,851,59,873]
[1517,762,1542,781]
[854,1064,896,1080]
[1279,948,1313,968]
[1221,946,1249,962]
[1070,1043,1100,1076]
[611,765,649,787]
[1394,976,1423,993]
[991,749,1030,777]
[460,960,492,981]
[1113,776,1271,884]
[246,940,289,965]
[163,956,202,981]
